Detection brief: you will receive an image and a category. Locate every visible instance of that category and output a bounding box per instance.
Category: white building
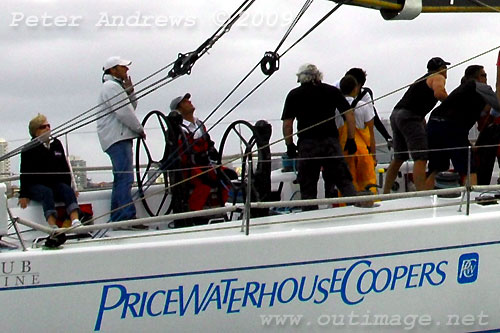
[0,139,11,180]
[69,155,88,190]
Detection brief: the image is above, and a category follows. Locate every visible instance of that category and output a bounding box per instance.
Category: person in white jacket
[97,56,146,224]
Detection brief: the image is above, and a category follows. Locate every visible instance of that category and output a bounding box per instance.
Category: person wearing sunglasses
[18,113,81,228]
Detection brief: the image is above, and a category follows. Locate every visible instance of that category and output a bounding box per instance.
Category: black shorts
[427,119,475,175]
[390,108,428,161]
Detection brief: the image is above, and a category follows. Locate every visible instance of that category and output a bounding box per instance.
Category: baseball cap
[170,93,191,111]
[103,56,132,71]
[427,57,450,71]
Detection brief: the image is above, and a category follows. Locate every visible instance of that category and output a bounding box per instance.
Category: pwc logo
[457,253,479,284]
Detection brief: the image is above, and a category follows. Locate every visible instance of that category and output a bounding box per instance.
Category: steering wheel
[135,110,181,217]
[217,120,260,218]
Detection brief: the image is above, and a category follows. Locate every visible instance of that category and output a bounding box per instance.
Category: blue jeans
[27,183,79,220]
[106,140,136,221]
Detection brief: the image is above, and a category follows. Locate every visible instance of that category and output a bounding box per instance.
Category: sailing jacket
[96,74,144,152]
[19,138,72,198]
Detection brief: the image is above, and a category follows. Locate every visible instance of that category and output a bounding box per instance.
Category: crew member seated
[18,114,81,229]
[169,93,235,227]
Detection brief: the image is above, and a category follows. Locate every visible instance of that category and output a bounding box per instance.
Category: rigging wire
[0,0,258,164]
[52,0,258,139]
[202,0,319,128]
[127,0,334,197]
[88,1,356,233]
[206,0,351,133]
[128,0,325,196]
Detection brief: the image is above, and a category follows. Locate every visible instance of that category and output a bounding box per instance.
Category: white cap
[170,93,191,111]
[102,56,132,71]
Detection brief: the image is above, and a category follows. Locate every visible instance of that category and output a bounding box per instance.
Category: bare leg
[383,159,404,194]
[413,160,429,191]
[461,173,477,186]
[425,170,438,190]
[470,173,477,186]
[47,215,57,227]
[69,209,79,222]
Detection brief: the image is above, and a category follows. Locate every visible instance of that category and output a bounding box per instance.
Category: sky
[1,0,499,182]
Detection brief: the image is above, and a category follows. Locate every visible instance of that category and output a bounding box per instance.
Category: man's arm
[282,118,294,145]
[476,83,500,111]
[344,109,356,139]
[428,74,448,101]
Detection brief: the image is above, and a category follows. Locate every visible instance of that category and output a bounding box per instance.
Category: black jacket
[19,138,72,198]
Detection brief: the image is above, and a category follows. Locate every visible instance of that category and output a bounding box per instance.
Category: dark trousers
[27,183,79,220]
[475,124,500,185]
[298,137,356,210]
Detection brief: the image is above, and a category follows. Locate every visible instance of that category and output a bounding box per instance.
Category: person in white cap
[96,56,146,225]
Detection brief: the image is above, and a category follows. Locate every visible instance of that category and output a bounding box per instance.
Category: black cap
[427,57,450,71]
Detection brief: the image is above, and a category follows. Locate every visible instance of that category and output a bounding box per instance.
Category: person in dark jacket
[427,64,500,186]
[18,114,80,228]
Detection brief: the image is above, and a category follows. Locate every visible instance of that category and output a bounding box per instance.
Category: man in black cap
[383,57,449,193]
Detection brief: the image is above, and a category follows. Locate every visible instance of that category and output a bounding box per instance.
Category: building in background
[0,138,13,196]
[0,138,11,180]
[69,155,88,190]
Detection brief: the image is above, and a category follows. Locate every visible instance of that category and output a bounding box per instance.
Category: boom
[331,0,500,20]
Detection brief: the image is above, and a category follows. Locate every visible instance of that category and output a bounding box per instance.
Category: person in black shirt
[427,64,500,185]
[18,114,80,228]
[383,57,449,193]
[281,64,357,210]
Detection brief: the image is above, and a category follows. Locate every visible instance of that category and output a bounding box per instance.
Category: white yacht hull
[1,192,497,332]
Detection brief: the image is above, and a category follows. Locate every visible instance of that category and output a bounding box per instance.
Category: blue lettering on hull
[94,257,455,331]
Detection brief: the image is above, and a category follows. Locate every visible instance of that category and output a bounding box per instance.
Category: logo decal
[457,253,479,284]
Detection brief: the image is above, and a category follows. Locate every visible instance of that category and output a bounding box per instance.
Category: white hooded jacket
[96,74,144,151]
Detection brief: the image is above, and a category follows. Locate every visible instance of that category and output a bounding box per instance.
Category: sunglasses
[38,124,51,130]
